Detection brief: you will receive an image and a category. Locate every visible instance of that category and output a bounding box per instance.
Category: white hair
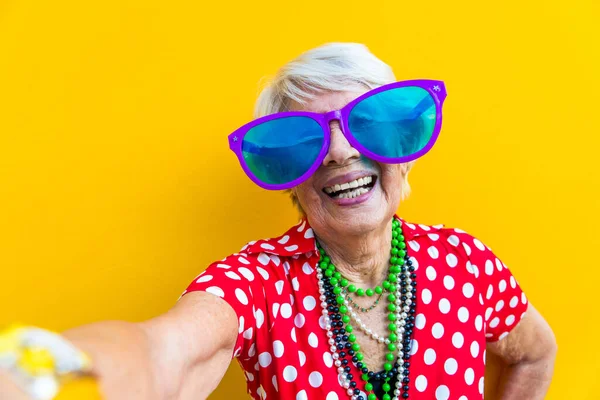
[253,42,414,213]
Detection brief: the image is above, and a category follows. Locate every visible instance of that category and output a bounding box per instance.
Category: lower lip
[329,185,376,206]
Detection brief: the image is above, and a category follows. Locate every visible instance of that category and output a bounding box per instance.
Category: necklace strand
[316,218,417,400]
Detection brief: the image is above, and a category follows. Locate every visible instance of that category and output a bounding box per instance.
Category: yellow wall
[1,0,598,398]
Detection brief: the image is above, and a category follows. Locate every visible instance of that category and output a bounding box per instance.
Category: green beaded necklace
[317,218,410,400]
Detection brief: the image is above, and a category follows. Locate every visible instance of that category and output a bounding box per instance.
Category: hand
[0,370,31,400]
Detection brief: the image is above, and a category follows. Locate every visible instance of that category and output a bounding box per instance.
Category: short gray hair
[253,43,414,213]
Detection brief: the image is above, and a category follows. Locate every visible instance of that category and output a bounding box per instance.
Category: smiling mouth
[323,175,377,199]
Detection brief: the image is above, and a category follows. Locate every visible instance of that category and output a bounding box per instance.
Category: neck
[314,218,394,287]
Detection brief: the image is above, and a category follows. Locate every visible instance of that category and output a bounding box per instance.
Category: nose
[322,120,361,166]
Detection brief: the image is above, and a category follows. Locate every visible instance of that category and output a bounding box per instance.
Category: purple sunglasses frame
[228,79,447,190]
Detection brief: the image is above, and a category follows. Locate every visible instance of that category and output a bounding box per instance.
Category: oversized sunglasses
[228,79,447,190]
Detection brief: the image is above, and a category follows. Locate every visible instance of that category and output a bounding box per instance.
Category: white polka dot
[424,348,436,365]
[243,327,253,340]
[462,283,474,298]
[323,352,333,367]
[446,254,458,267]
[275,280,285,295]
[256,267,269,280]
[303,296,316,311]
[485,260,494,275]
[258,352,272,367]
[248,343,256,357]
[292,277,300,291]
[196,275,213,283]
[510,276,517,288]
[510,296,519,308]
[462,242,472,256]
[294,313,305,328]
[452,332,464,348]
[486,285,494,300]
[435,384,450,400]
[495,258,503,271]
[499,279,507,293]
[270,255,280,266]
[205,286,224,298]
[428,233,440,240]
[238,256,250,265]
[415,375,428,392]
[458,307,469,323]
[272,341,284,358]
[405,222,416,229]
[255,309,265,329]
[410,339,419,355]
[301,262,313,274]
[422,289,432,304]
[326,392,339,400]
[444,358,458,375]
[473,238,485,251]
[495,300,505,312]
[238,267,255,281]
[409,240,420,251]
[419,224,431,231]
[238,316,245,334]
[246,371,254,381]
[426,266,437,280]
[499,332,509,340]
[471,341,480,357]
[304,228,314,239]
[432,322,444,339]
[280,303,292,318]
[475,315,483,331]
[296,220,306,232]
[479,377,484,394]
[490,317,500,328]
[308,332,319,348]
[283,366,297,382]
[506,315,516,326]
[459,397,468,400]
[308,371,323,388]
[428,246,439,259]
[485,307,493,321]
[225,271,241,280]
[296,390,307,400]
[291,327,297,342]
[298,350,306,366]
[443,275,455,290]
[439,298,451,314]
[272,303,280,318]
[285,244,299,252]
[235,289,249,305]
[277,235,290,244]
[465,368,475,385]
[409,256,419,270]
[448,235,460,246]
[521,292,527,304]
[415,313,426,329]
[257,253,270,266]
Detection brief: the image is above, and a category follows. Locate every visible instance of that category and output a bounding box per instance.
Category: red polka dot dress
[183,217,528,400]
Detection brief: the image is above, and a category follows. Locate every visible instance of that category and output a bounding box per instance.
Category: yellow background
[1,0,598,399]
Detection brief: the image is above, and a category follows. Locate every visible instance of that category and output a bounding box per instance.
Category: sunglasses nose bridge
[324,109,345,136]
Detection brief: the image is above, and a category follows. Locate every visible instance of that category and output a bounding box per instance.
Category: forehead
[291,89,369,113]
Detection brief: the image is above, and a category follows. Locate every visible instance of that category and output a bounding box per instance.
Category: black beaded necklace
[315,219,417,400]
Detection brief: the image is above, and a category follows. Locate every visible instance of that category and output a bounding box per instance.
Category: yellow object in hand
[19,348,55,375]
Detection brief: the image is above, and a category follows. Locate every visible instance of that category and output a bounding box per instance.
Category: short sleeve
[182,252,268,358]
[456,232,529,342]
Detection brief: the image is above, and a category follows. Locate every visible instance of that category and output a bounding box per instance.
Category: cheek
[380,165,405,194]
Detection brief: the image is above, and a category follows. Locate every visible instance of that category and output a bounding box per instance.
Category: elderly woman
[1,43,556,400]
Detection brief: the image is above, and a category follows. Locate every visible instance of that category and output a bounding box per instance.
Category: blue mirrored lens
[242,116,324,185]
[348,86,436,159]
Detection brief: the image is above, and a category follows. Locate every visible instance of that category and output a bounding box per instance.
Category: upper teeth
[324,176,373,194]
